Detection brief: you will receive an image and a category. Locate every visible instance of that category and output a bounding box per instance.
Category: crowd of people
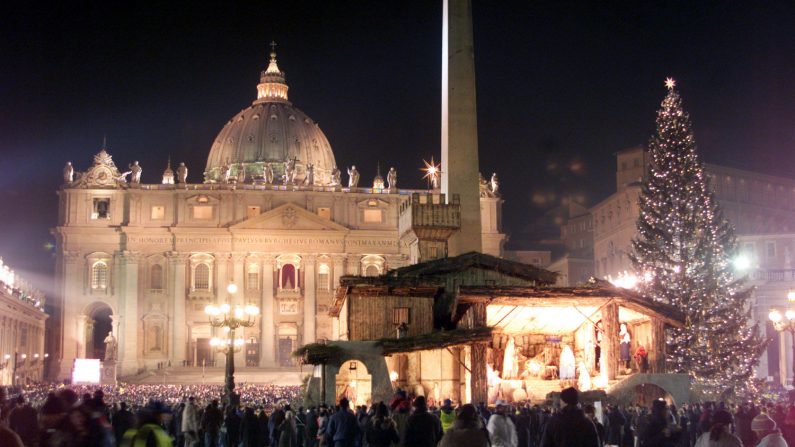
[0,382,793,447]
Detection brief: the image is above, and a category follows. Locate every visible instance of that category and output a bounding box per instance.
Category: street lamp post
[768,291,795,385]
[204,282,259,405]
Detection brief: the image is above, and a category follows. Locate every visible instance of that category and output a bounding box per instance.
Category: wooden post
[650,318,666,373]
[469,302,488,404]
[602,303,619,380]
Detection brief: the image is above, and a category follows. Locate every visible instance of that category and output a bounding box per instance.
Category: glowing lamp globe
[786,310,795,321]
[227,283,238,295]
[788,290,795,302]
[769,310,783,323]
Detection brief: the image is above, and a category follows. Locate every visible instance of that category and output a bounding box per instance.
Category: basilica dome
[204,49,336,184]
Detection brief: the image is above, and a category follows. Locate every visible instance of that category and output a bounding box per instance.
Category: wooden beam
[602,302,619,380]
[470,342,488,405]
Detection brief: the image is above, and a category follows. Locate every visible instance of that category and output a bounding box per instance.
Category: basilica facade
[52,49,505,378]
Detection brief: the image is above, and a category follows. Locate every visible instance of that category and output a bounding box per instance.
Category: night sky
[2,1,794,292]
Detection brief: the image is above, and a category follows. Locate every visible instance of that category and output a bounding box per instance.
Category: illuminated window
[767,241,776,258]
[246,206,261,218]
[192,206,213,219]
[150,205,165,220]
[92,198,110,220]
[364,264,380,277]
[194,264,210,290]
[363,209,383,223]
[150,264,163,290]
[393,307,410,325]
[91,262,108,290]
[247,264,260,290]
[317,264,330,290]
[317,207,331,220]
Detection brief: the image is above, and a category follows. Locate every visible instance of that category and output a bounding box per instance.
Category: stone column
[58,252,82,379]
[331,256,345,340]
[232,254,246,367]
[119,252,140,376]
[601,302,619,380]
[303,255,316,345]
[170,254,187,365]
[76,316,89,359]
[260,256,276,367]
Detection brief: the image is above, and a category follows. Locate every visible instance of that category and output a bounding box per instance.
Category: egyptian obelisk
[442,0,482,255]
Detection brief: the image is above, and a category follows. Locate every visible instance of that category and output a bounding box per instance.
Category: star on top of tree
[664,77,676,90]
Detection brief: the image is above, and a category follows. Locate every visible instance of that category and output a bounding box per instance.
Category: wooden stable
[312,253,685,406]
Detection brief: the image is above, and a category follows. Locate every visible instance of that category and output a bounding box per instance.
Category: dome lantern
[255,41,289,103]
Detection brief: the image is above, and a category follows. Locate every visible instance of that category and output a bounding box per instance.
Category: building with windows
[52,48,506,378]
[576,145,795,385]
[0,258,48,385]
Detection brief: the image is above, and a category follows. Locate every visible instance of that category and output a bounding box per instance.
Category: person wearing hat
[539,387,600,447]
[693,409,741,447]
[439,398,456,433]
[752,412,788,447]
[487,400,518,447]
[121,401,173,447]
[402,395,444,447]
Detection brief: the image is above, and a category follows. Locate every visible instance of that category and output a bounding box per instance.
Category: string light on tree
[630,78,766,399]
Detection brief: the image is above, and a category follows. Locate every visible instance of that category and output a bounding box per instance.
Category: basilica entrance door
[278,338,294,367]
[196,338,212,367]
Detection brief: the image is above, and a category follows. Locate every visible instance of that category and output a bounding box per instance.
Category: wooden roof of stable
[376,326,493,355]
[452,279,685,328]
[385,251,558,284]
[329,252,559,317]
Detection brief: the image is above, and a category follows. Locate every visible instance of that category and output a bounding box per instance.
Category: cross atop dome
[256,41,289,103]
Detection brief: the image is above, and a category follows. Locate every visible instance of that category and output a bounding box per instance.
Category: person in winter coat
[585,404,606,446]
[325,398,360,447]
[752,412,789,447]
[201,400,223,447]
[439,404,490,447]
[606,404,626,446]
[114,402,138,447]
[639,400,681,447]
[488,401,518,447]
[8,395,38,447]
[224,406,242,447]
[181,397,200,447]
[279,411,298,447]
[402,396,443,447]
[240,406,260,447]
[305,407,319,447]
[365,402,400,447]
[694,409,742,447]
[539,387,600,447]
[514,408,532,447]
[256,407,270,447]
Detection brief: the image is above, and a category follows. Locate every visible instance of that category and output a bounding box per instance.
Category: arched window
[194,264,210,290]
[91,262,108,290]
[150,264,163,290]
[364,264,380,277]
[318,264,330,290]
[247,264,260,290]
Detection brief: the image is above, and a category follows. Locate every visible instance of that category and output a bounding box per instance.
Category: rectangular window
[317,207,331,220]
[92,198,110,220]
[363,209,383,223]
[246,206,261,218]
[192,205,213,220]
[247,272,260,290]
[150,205,165,220]
[393,307,410,325]
[318,272,329,290]
[429,246,438,258]
[767,241,776,258]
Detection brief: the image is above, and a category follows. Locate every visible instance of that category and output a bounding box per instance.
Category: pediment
[230,203,349,232]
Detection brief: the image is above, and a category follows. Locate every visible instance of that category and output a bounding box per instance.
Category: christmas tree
[630,78,766,398]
